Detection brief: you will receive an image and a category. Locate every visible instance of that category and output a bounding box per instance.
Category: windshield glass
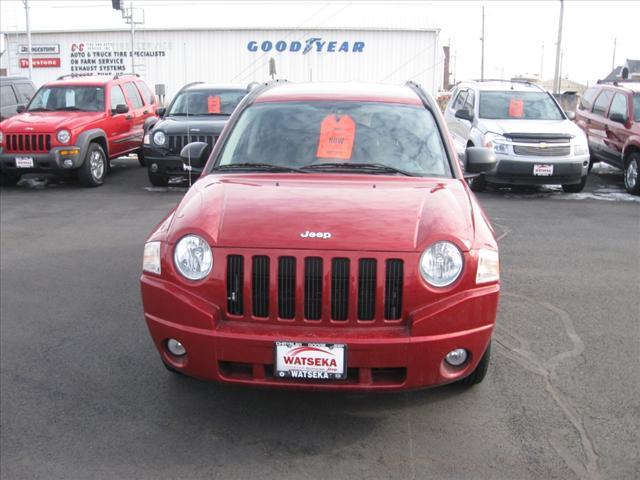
[168,89,246,115]
[216,101,450,177]
[28,86,105,112]
[479,91,564,120]
[634,94,640,122]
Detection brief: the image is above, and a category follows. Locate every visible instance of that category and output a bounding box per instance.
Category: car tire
[0,173,20,187]
[469,174,486,192]
[459,342,491,386]
[137,148,146,167]
[588,156,597,173]
[148,170,169,187]
[78,143,107,187]
[562,175,587,193]
[623,152,640,196]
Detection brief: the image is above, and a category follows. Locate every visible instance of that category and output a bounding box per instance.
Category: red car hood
[170,174,475,252]
[1,111,104,132]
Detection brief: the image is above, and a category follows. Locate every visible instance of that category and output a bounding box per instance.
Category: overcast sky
[1,0,638,86]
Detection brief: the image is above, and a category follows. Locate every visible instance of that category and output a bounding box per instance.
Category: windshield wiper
[301,162,415,177]
[27,107,52,112]
[56,106,88,111]
[213,163,306,173]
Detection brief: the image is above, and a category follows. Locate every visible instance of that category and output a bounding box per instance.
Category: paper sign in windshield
[316,114,356,160]
[508,99,524,118]
[207,95,221,113]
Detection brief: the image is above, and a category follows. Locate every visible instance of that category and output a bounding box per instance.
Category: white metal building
[3,27,442,101]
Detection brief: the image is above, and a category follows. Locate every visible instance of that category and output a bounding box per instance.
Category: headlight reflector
[153,131,166,145]
[143,241,161,275]
[57,129,71,144]
[174,235,212,281]
[476,249,499,284]
[484,133,509,155]
[419,241,464,287]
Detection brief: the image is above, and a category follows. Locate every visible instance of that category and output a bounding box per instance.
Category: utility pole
[480,6,485,81]
[611,38,617,70]
[117,1,144,74]
[553,0,564,94]
[23,0,33,79]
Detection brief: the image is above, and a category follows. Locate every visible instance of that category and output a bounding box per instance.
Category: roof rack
[56,73,94,80]
[113,73,141,79]
[469,78,547,92]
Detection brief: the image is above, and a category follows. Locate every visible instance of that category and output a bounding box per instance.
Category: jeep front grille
[5,134,52,153]
[167,134,216,156]
[225,253,405,325]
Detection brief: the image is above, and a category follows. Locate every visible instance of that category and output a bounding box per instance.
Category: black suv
[143,82,252,186]
[1,76,36,121]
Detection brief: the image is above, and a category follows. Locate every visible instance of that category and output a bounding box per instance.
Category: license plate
[15,157,34,168]
[533,164,554,176]
[274,342,346,380]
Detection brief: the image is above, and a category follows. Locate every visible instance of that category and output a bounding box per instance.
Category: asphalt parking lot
[1,158,638,480]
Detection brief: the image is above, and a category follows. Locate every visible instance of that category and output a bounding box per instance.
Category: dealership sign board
[19,44,60,55]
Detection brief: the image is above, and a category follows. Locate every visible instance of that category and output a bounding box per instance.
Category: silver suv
[444,80,590,192]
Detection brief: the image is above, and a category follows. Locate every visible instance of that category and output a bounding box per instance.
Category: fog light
[445,348,468,367]
[150,163,159,173]
[167,338,186,357]
[63,159,73,168]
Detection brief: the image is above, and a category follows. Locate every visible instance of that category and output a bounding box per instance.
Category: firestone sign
[247,37,365,54]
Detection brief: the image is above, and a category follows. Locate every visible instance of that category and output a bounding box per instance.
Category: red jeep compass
[0,74,156,187]
[140,81,500,391]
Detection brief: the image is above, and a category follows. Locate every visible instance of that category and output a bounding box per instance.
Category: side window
[608,93,628,121]
[15,83,35,103]
[592,90,613,116]
[0,85,18,107]
[137,81,155,105]
[123,82,143,109]
[464,90,476,112]
[110,85,127,110]
[579,87,598,111]
[451,89,468,111]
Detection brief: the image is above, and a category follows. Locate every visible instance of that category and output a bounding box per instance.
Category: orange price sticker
[316,114,356,160]
[508,99,524,118]
[207,95,221,113]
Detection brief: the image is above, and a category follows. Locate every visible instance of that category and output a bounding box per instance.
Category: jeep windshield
[215,101,451,177]
[168,89,246,116]
[28,86,105,112]
[479,91,564,120]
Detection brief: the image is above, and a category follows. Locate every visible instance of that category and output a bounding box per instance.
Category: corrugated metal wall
[5,28,441,100]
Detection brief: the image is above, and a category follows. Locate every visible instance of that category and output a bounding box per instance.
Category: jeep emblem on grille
[300,231,332,239]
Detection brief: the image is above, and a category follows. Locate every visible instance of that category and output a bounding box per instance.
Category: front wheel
[469,174,487,192]
[148,169,169,187]
[624,152,640,195]
[562,175,587,193]
[459,343,491,386]
[78,143,107,187]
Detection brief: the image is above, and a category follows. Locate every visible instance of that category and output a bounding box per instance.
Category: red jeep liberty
[0,74,156,187]
[140,81,500,391]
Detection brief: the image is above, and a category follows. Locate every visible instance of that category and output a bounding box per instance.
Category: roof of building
[602,59,640,82]
[254,82,423,105]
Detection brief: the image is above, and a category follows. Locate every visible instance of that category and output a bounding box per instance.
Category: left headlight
[57,129,71,144]
[419,241,464,287]
[153,131,166,145]
[174,234,213,281]
[484,132,509,155]
[143,241,162,275]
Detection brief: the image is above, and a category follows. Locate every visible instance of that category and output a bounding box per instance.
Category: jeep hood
[152,116,229,135]
[481,118,585,138]
[1,111,104,132]
[170,175,475,252]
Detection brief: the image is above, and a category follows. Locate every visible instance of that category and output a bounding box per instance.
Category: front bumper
[0,147,83,175]
[141,275,499,391]
[143,146,203,178]
[485,154,590,185]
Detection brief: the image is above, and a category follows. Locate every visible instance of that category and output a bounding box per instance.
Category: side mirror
[16,105,27,114]
[180,142,209,168]
[609,112,627,124]
[565,111,576,121]
[465,147,496,174]
[113,104,129,115]
[156,107,166,117]
[455,108,474,122]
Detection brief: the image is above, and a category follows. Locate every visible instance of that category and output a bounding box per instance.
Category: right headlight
[476,249,499,284]
[153,130,166,145]
[174,234,213,281]
[419,241,464,287]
